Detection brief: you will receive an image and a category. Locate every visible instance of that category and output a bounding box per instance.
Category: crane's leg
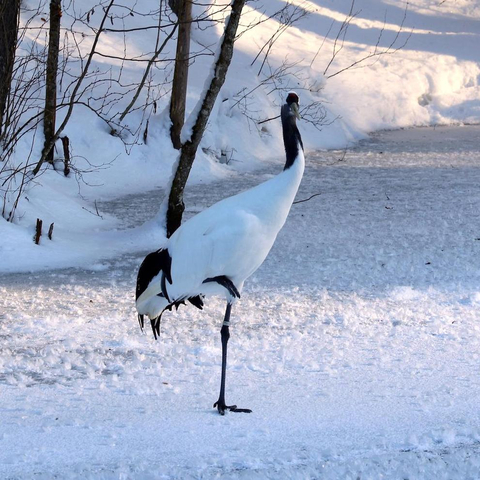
[214,303,252,415]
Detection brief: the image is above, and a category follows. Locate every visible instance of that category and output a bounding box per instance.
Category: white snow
[2,125,480,478]
[2,0,480,477]
[3,0,480,266]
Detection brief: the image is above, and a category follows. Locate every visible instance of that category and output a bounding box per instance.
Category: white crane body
[136,152,304,318]
[135,92,305,414]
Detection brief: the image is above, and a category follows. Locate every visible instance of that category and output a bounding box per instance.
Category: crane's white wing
[167,205,276,300]
[165,159,304,300]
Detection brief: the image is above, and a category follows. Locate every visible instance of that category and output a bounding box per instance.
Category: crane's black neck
[281,103,303,170]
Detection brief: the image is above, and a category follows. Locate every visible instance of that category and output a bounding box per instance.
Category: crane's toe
[214,400,252,415]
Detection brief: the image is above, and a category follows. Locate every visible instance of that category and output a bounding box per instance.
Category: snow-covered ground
[3,0,480,263]
[2,0,480,476]
[2,126,480,478]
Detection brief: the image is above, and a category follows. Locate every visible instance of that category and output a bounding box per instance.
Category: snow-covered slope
[2,0,480,269]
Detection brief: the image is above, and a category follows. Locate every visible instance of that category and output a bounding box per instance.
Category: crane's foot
[214,400,252,415]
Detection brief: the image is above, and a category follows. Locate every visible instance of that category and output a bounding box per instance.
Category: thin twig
[119,23,177,121]
[293,193,321,205]
[258,114,280,125]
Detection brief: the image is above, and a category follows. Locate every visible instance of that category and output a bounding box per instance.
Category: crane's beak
[291,102,301,120]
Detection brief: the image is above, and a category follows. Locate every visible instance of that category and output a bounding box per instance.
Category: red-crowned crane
[136,92,304,415]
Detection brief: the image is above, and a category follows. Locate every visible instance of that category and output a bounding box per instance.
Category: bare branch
[293,193,321,205]
[324,1,411,79]
[32,0,115,176]
[119,23,177,122]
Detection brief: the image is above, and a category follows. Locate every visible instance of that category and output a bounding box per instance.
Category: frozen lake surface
[2,126,480,478]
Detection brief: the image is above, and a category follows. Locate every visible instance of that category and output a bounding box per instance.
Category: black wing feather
[136,248,172,300]
[137,250,206,340]
[203,276,240,299]
[188,295,204,310]
[150,316,161,340]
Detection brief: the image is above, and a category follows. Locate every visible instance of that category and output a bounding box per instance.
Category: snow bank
[2,0,480,269]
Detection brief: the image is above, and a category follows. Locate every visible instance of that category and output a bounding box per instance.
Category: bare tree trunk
[34,218,43,245]
[0,0,20,142]
[169,0,192,150]
[33,0,115,176]
[166,0,245,237]
[61,135,70,176]
[42,0,62,164]
[168,0,181,17]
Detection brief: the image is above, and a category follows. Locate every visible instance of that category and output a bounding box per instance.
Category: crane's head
[285,91,301,120]
[281,91,304,168]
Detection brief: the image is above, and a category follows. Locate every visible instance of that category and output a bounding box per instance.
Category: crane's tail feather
[188,295,204,310]
[144,295,204,340]
[138,314,145,330]
[150,316,161,340]
[174,300,186,311]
